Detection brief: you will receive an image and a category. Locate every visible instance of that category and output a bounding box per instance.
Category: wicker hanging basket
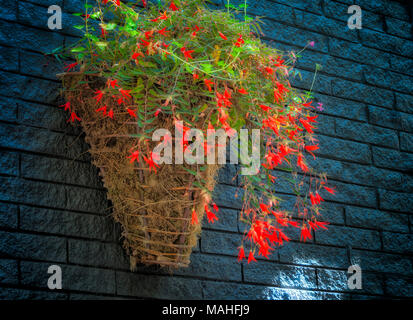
[60,73,220,269]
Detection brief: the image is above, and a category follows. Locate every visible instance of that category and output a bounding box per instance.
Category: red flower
[297,154,308,172]
[324,186,336,195]
[259,203,269,213]
[93,90,104,103]
[299,118,315,133]
[127,108,137,118]
[193,73,199,80]
[238,88,248,95]
[218,32,227,40]
[191,209,199,225]
[119,89,132,100]
[204,79,214,92]
[128,150,139,163]
[107,79,119,89]
[68,112,81,122]
[169,1,179,11]
[181,47,194,60]
[107,108,114,119]
[237,247,245,262]
[154,108,162,117]
[96,105,107,115]
[300,225,312,242]
[144,152,160,173]
[212,203,219,212]
[305,144,319,159]
[64,62,78,72]
[247,251,257,264]
[157,27,169,36]
[234,34,244,47]
[59,102,71,111]
[205,205,218,223]
[259,104,271,112]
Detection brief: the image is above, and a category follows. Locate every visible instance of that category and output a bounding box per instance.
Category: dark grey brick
[0,259,18,285]
[244,261,317,289]
[272,0,323,15]
[346,206,409,233]
[316,134,371,164]
[314,94,367,121]
[21,154,102,188]
[18,101,81,135]
[20,206,115,241]
[335,118,398,148]
[364,65,413,94]
[373,146,413,172]
[294,10,358,42]
[0,177,108,214]
[202,207,238,232]
[360,28,413,57]
[291,69,331,94]
[315,225,381,250]
[279,242,348,268]
[0,20,64,53]
[0,1,17,20]
[369,105,413,132]
[174,253,242,281]
[200,230,243,257]
[261,18,329,53]
[217,164,238,186]
[20,50,62,81]
[212,184,243,210]
[329,38,391,70]
[309,157,407,192]
[0,151,19,176]
[0,231,66,262]
[0,46,18,72]
[297,51,364,82]
[317,269,384,295]
[382,232,413,254]
[68,239,129,270]
[21,261,116,295]
[320,180,376,208]
[0,96,18,122]
[385,17,413,39]
[389,54,413,76]
[0,202,18,229]
[331,78,394,109]
[379,189,412,214]
[400,132,413,152]
[0,123,90,160]
[395,93,413,114]
[351,250,412,274]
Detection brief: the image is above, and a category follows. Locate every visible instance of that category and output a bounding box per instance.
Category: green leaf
[71,47,86,53]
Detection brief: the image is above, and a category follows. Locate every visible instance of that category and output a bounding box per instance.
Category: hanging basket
[61,73,220,269]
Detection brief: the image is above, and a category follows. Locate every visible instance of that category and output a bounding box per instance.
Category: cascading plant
[55,0,336,268]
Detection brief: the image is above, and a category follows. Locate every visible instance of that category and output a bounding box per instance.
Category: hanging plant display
[56,0,336,269]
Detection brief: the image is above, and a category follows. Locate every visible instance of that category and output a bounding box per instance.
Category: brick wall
[0,0,412,300]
